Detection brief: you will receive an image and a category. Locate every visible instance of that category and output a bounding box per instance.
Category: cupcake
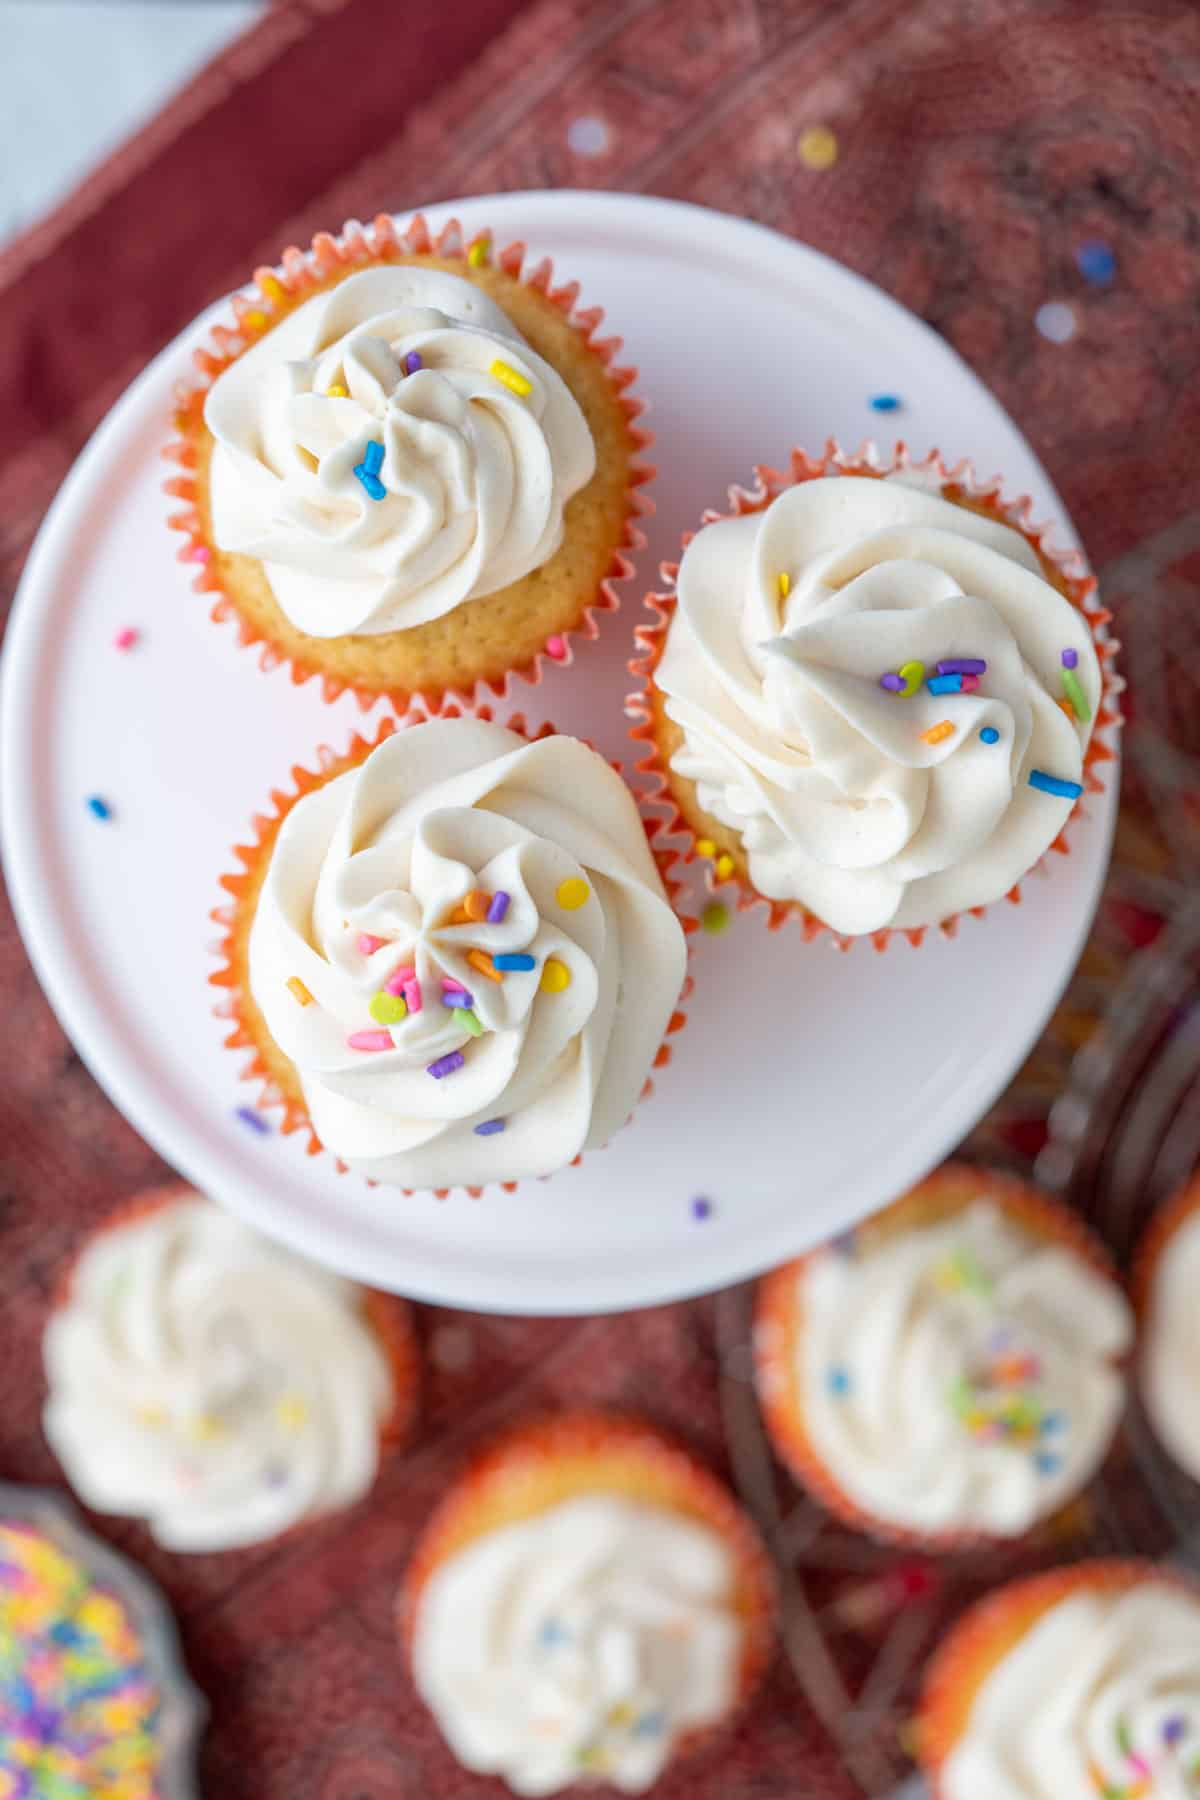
[754,1164,1133,1548]
[42,1185,417,1552]
[212,716,689,1192]
[166,214,650,712]
[1135,1173,1200,1484]
[918,1561,1200,1797]
[401,1413,775,1795]
[0,1482,204,1797]
[630,445,1119,946]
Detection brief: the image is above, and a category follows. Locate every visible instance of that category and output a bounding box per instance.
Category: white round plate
[1,192,1117,1315]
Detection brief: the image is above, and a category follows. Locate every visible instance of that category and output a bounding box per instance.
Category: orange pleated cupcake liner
[917,1559,1200,1787]
[164,211,654,715]
[754,1162,1126,1554]
[1130,1170,1200,1320]
[628,441,1123,951]
[399,1410,776,1755]
[209,710,695,1200]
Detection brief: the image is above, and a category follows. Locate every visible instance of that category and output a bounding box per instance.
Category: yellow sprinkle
[490,357,533,397]
[556,877,590,910]
[467,237,491,268]
[798,124,839,170]
[777,571,791,599]
[275,1395,309,1433]
[191,1413,225,1442]
[136,1405,167,1430]
[714,853,735,880]
[244,309,267,330]
[695,837,717,859]
[541,957,571,993]
[287,976,313,1007]
[921,720,955,746]
[607,1702,635,1728]
[325,382,349,398]
[702,901,730,934]
[369,991,407,1026]
[259,274,285,301]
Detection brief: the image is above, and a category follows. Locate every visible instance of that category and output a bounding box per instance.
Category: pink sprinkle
[962,673,980,693]
[402,977,423,1015]
[113,626,139,651]
[347,1029,393,1052]
[384,965,415,996]
[356,933,385,956]
[1128,1754,1152,1777]
[188,544,212,564]
[546,634,567,660]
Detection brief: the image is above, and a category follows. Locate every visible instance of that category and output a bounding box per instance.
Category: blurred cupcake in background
[754,1163,1133,1549]
[1135,1171,1200,1484]
[166,213,651,713]
[630,445,1118,947]
[918,1561,1200,1797]
[43,1184,417,1552]
[401,1412,775,1794]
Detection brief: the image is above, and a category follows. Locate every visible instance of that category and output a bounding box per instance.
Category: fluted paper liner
[166,212,653,715]
[628,443,1122,950]
[210,712,694,1199]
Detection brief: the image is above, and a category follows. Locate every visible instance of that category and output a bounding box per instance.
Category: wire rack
[716,518,1200,1797]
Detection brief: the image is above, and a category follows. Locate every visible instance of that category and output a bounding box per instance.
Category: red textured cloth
[2,3,1200,1796]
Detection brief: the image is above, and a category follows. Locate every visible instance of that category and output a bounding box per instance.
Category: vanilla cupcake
[919,1562,1200,1797]
[213,718,689,1192]
[167,215,650,711]
[401,1413,775,1794]
[630,448,1117,944]
[1135,1174,1200,1484]
[43,1186,417,1552]
[754,1164,1133,1548]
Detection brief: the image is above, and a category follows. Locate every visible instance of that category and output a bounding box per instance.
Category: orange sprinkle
[467,949,503,983]
[921,720,955,745]
[286,977,313,1007]
[463,890,490,922]
[1058,698,1076,719]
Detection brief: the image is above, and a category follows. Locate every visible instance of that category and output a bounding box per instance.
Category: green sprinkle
[369,991,407,1025]
[701,901,731,934]
[453,1007,483,1037]
[1061,667,1091,722]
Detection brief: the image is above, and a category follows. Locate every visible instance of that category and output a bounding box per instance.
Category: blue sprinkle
[474,1118,505,1136]
[539,1618,568,1648]
[353,465,386,501]
[235,1106,270,1135]
[1034,1451,1061,1477]
[979,727,1000,745]
[1028,769,1083,800]
[634,1711,667,1738]
[827,1365,852,1397]
[1040,1412,1066,1435]
[927,673,963,695]
[404,351,423,375]
[691,1196,712,1220]
[1074,239,1116,286]
[362,439,384,477]
[493,953,536,972]
[869,393,902,412]
[86,795,112,820]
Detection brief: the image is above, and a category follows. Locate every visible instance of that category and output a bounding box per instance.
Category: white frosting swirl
[942,1582,1200,1798]
[42,1195,396,1551]
[796,1201,1132,1536]
[247,721,687,1189]
[205,266,595,637]
[655,475,1102,933]
[1143,1206,1200,1483]
[411,1496,740,1795]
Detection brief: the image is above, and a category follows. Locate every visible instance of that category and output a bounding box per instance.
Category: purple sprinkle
[235,1106,270,1135]
[936,658,987,676]
[879,672,905,692]
[487,890,511,923]
[1164,1716,1188,1747]
[691,1196,712,1220]
[265,1463,289,1489]
[474,1118,506,1136]
[1061,647,1079,669]
[404,351,423,375]
[441,988,474,1009]
[427,1051,465,1079]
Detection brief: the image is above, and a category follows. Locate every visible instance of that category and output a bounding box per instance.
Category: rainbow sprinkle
[490,358,533,397]
[0,1520,164,1800]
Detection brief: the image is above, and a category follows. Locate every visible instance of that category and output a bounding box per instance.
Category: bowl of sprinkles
[0,1482,205,1800]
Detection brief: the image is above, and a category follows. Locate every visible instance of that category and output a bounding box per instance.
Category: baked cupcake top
[1142,1197,1200,1483]
[788,1198,1131,1536]
[410,1494,740,1795]
[43,1193,397,1551]
[247,720,687,1188]
[941,1579,1200,1798]
[654,475,1101,933]
[204,266,595,638]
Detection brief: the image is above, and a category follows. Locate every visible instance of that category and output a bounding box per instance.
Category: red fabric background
[2,2,1200,1795]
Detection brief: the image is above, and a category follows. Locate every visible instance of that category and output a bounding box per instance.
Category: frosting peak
[205,266,595,637]
[655,475,1102,933]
